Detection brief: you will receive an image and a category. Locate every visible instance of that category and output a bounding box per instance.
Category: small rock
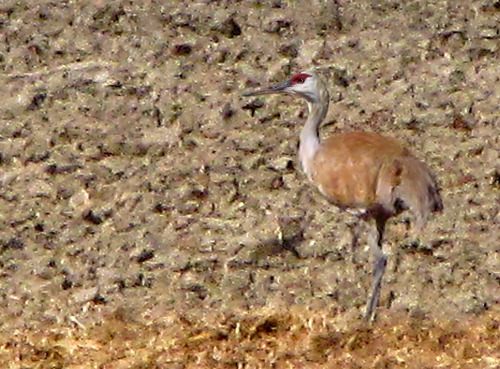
[264,19,291,34]
[72,287,99,304]
[278,43,298,58]
[27,92,47,111]
[62,276,73,290]
[221,103,235,120]
[217,17,241,38]
[269,156,294,171]
[451,114,472,131]
[171,44,192,56]
[136,249,155,263]
[3,237,25,250]
[83,209,104,225]
[270,175,284,190]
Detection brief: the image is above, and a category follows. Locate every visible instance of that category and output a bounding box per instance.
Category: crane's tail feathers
[394,156,443,232]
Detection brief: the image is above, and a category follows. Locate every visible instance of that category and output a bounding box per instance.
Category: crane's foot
[402,239,433,255]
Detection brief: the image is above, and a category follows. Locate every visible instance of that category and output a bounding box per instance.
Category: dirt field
[0,0,498,368]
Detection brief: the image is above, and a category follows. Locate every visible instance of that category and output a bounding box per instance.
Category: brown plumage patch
[312,131,407,209]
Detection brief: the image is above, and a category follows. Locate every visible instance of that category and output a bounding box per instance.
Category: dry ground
[0,0,498,368]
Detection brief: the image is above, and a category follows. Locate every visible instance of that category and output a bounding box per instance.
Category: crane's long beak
[243,80,291,97]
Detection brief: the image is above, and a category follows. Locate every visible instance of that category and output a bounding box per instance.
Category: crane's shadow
[244,216,306,265]
[252,232,303,261]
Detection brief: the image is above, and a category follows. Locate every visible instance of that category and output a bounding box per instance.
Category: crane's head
[243,71,326,104]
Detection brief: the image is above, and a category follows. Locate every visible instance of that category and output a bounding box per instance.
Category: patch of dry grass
[1,308,498,368]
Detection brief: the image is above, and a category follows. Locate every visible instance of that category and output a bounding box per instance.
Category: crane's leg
[365,216,388,322]
[348,218,361,264]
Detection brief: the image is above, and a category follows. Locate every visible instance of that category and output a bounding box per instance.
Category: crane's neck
[299,92,329,179]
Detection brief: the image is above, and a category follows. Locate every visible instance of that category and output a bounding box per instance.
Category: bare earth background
[0,0,498,368]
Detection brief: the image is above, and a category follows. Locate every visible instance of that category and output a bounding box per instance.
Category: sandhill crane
[243,71,443,321]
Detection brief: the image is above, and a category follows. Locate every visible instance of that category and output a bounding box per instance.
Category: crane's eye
[291,73,309,85]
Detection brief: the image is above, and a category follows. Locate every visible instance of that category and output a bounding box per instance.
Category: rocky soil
[0,0,498,367]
